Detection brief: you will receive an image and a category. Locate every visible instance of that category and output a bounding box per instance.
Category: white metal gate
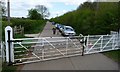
[84,34,119,54]
[0,42,1,58]
[4,26,120,65]
[13,37,82,65]
[5,26,83,65]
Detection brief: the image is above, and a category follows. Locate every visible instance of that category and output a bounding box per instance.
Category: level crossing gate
[2,26,120,65]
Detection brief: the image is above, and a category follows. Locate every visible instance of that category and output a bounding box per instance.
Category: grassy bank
[103,49,120,62]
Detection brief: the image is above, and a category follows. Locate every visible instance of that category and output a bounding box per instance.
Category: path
[24,21,62,37]
[21,21,119,70]
[39,21,62,37]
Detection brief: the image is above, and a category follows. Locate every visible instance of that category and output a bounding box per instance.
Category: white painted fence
[0,42,2,58]
[4,26,120,65]
[0,42,5,62]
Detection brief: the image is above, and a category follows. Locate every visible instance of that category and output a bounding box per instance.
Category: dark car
[55,24,64,32]
[51,22,55,25]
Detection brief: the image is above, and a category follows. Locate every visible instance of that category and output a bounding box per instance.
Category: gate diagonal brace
[17,42,41,60]
[44,39,65,56]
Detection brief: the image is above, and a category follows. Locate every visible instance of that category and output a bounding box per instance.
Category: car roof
[64,26,73,29]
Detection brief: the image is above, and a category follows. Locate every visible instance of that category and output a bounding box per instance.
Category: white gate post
[0,42,2,58]
[5,26,14,64]
[85,35,89,53]
[118,29,120,49]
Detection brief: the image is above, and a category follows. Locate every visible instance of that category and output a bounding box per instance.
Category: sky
[2,0,92,19]
[2,0,120,19]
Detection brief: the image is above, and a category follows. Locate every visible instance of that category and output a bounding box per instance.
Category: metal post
[86,35,89,52]
[66,38,68,55]
[42,49,44,60]
[81,43,84,56]
[5,26,14,65]
[42,39,44,59]
[7,30,12,65]
[118,29,120,48]
[7,0,10,25]
[80,37,84,56]
[100,36,103,51]
[112,35,115,49]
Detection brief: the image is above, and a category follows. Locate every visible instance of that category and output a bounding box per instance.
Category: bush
[2,21,12,40]
[2,19,46,40]
[11,19,46,34]
[51,2,119,35]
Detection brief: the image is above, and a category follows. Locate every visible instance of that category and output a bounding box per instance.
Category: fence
[14,25,24,35]
[84,34,119,54]
[0,41,5,63]
[0,42,1,58]
[12,37,82,65]
[4,26,120,65]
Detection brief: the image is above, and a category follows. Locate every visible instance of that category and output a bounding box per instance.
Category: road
[21,21,119,70]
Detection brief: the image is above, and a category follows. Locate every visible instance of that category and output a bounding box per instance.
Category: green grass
[2,63,17,72]
[103,49,120,62]
[14,34,26,38]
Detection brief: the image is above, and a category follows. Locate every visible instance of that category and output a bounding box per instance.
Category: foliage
[51,2,119,35]
[2,63,17,72]
[0,1,6,16]
[28,9,42,20]
[35,5,50,19]
[10,19,46,34]
[2,19,46,40]
[2,21,12,41]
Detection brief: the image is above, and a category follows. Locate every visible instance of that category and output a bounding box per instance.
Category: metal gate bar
[4,26,120,65]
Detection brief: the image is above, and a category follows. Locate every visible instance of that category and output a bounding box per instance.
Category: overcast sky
[3,0,92,19]
[3,0,120,19]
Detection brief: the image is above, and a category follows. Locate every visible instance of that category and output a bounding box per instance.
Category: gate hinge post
[5,26,14,65]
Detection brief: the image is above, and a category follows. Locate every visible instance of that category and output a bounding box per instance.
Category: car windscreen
[65,27,74,31]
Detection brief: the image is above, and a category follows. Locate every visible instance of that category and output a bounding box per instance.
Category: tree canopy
[27,5,50,20]
[51,2,119,35]
[28,9,42,20]
[0,1,6,16]
[35,5,50,19]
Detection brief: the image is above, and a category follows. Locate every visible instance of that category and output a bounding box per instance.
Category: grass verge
[2,63,17,72]
[103,49,120,63]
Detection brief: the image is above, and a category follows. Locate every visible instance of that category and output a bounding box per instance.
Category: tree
[51,2,119,35]
[0,1,6,16]
[28,9,42,20]
[35,5,50,19]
